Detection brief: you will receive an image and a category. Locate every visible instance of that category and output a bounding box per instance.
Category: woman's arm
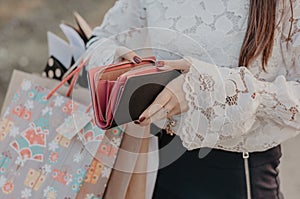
[87,0,147,47]
[85,0,147,67]
[175,58,300,150]
[137,1,300,150]
[138,49,300,151]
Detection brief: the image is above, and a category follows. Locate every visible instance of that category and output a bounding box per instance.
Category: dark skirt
[152,130,283,199]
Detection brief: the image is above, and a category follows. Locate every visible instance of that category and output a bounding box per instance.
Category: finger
[137,89,172,123]
[137,98,169,124]
[139,103,174,126]
[115,46,142,64]
[155,59,191,73]
[125,122,152,139]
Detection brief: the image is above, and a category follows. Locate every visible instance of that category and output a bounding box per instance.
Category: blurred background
[0,0,299,198]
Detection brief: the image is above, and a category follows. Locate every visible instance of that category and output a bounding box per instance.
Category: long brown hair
[239,0,293,70]
[239,0,277,70]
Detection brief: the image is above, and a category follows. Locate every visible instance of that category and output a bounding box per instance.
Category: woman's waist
[156,128,282,169]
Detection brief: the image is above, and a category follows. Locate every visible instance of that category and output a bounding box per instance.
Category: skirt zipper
[243,152,252,199]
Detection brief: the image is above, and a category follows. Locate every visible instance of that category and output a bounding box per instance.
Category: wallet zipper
[243,152,252,199]
[101,58,155,73]
[108,85,124,117]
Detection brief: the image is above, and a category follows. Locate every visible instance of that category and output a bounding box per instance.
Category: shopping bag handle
[65,68,80,97]
[46,58,89,100]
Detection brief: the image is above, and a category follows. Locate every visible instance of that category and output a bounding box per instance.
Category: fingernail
[133,56,142,64]
[134,120,140,124]
[155,61,165,67]
[139,117,146,122]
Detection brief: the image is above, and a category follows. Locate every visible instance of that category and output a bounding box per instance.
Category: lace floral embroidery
[87,0,300,152]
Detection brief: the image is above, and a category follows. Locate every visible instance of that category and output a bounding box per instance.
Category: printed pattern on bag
[54,134,71,148]
[10,120,49,163]
[43,186,58,199]
[0,151,12,174]
[0,80,124,199]
[24,168,46,191]
[27,85,48,105]
[84,159,104,184]
[56,112,91,140]
[51,168,72,185]
[71,168,86,192]
[62,100,78,115]
[12,105,32,122]
[0,119,14,141]
[75,126,124,198]
[2,179,14,194]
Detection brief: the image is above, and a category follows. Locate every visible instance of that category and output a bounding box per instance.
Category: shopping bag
[47,57,158,198]
[104,124,159,199]
[0,69,124,199]
[74,125,120,198]
[1,70,91,116]
[73,56,158,198]
[0,79,90,198]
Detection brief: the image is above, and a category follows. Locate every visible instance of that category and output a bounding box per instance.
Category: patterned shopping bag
[0,78,123,199]
[75,121,123,199]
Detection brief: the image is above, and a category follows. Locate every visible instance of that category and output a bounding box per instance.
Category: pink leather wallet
[88,57,181,130]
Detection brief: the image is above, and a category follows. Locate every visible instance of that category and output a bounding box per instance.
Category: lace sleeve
[84,0,147,68]
[171,1,300,151]
[174,58,258,150]
[174,54,300,151]
[87,0,146,46]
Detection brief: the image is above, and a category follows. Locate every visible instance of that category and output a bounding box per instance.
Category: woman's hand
[135,59,191,126]
[114,48,192,126]
[114,46,143,64]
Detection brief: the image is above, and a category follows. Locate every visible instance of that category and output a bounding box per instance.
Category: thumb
[155,59,191,73]
[115,46,142,64]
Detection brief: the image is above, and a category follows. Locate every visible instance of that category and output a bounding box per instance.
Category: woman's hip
[152,131,283,199]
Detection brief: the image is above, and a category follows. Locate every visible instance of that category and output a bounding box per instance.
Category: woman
[87,0,300,198]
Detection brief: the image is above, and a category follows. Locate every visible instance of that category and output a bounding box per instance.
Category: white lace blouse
[88,0,300,152]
